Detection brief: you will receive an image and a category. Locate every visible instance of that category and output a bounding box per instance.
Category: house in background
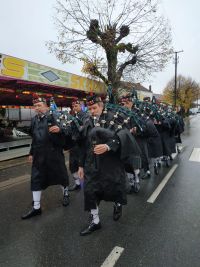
[119,81,153,100]
[153,93,163,103]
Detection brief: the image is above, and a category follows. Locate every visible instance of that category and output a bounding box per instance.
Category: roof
[119,81,150,92]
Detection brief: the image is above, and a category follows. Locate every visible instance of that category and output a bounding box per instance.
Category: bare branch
[47,0,173,89]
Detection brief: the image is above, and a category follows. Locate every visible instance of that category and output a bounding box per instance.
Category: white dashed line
[189,148,200,162]
[101,246,124,267]
[147,164,178,203]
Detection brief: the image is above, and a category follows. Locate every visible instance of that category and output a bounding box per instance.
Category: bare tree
[47,0,173,97]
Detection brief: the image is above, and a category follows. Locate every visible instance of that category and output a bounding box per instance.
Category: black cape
[30,114,69,191]
[80,113,140,211]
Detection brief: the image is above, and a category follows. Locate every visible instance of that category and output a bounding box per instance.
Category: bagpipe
[137,97,175,123]
[105,103,146,135]
[46,86,182,144]
[46,97,83,141]
[88,87,148,150]
[137,97,184,136]
[105,86,184,140]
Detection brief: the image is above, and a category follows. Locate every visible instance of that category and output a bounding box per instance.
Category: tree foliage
[47,0,173,94]
[162,75,200,113]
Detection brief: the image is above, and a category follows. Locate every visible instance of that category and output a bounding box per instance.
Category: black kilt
[31,146,69,191]
[84,151,127,211]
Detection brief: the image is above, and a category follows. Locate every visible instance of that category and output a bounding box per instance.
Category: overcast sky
[0,0,199,94]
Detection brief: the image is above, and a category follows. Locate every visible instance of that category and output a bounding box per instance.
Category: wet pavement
[0,115,200,267]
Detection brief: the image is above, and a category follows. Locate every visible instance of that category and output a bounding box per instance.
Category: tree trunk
[106,49,121,103]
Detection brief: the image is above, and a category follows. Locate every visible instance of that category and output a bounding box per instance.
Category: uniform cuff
[105,144,111,151]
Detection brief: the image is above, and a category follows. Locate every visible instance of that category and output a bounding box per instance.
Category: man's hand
[154,119,161,125]
[78,167,84,180]
[49,125,60,133]
[28,155,33,163]
[94,144,109,155]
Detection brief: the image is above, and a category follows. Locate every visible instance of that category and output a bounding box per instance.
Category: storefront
[0,53,106,107]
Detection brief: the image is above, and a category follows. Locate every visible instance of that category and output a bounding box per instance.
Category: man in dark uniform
[77,95,137,236]
[120,94,150,180]
[143,107,163,174]
[119,95,142,192]
[155,106,175,167]
[69,98,88,191]
[175,107,185,153]
[21,95,70,220]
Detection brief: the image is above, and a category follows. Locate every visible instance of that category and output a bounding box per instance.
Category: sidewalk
[0,147,30,161]
[0,138,31,161]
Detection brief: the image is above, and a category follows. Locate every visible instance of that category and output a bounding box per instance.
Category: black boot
[21,207,42,220]
[68,184,81,191]
[154,163,159,175]
[127,185,134,194]
[113,203,122,221]
[63,194,70,206]
[141,171,151,179]
[80,222,101,236]
[165,157,170,167]
[134,182,140,193]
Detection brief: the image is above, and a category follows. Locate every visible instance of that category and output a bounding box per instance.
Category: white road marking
[189,148,200,162]
[101,246,124,267]
[147,164,178,204]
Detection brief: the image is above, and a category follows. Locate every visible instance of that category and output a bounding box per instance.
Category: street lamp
[174,50,183,107]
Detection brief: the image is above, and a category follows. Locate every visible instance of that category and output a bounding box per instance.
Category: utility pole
[174,50,183,107]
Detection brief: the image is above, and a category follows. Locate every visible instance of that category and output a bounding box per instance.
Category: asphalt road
[0,115,200,267]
